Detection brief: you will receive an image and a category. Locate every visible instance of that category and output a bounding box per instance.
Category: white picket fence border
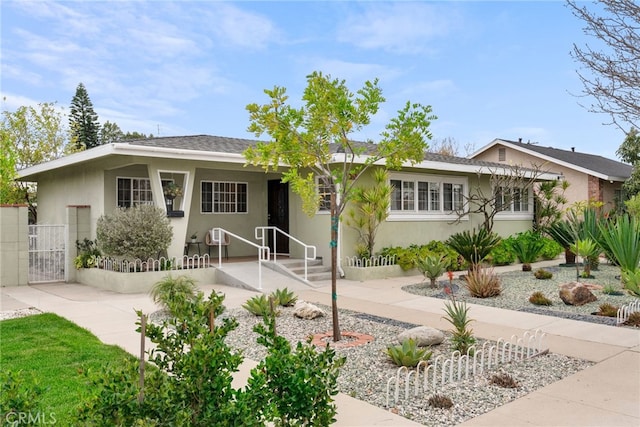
[385,329,547,407]
[93,254,211,273]
[344,255,396,268]
[617,300,640,325]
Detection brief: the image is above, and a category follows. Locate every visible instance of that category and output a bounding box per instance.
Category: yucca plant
[442,294,476,355]
[446,228,501,271]
[464,266,501,298]
[621,269,640,297]
[150,275,198,313]
[270,288,298,306]
[385,338,433,367]
[598,214,640,275]
[508,232,546,271]
[242,294,280,316]
[416,254,447,288]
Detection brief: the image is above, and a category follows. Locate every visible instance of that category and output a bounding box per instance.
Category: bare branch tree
[567,0,640,131]
[452,164,547,232]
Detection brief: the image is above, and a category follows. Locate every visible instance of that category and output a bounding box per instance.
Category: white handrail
[211,227,270,290]
[254,226,317,280]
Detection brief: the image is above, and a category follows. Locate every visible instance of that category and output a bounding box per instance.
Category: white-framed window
[317,177,332,212]
[389,173,467,220]
[117,177,155,208]
[495,186,531,214]
[201,181,248,213]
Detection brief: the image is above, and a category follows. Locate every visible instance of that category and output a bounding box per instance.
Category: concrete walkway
[1,259,639,426]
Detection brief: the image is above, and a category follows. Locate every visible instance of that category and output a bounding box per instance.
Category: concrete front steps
[267,257,332,283]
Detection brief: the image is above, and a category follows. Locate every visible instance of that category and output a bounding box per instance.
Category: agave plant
[242,294,280,316]
[385,338,432,367]
[446,228,501,271]
[270,287,298,307]
[416,254,447,288]
[442,295,476,355]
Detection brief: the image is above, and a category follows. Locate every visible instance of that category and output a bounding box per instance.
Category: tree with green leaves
[69,83,101,150]
[99,120,124,144]
[616,128,640,197]
[244,71,436,341]
[122,131,153,140]
[1,102,71,221]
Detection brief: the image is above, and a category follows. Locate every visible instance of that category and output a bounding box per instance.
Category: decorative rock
[397,326,444,347]
[293,300,325,319]
[559,282,597,306]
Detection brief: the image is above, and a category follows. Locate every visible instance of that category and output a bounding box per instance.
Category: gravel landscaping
[403,262,639,327]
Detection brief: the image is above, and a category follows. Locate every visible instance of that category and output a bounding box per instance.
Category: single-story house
[470,138,633,213]
[17,135,558,280]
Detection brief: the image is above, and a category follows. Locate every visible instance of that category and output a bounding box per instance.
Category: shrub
[270,288,298,307]
[465,267,501,298]
[442,294,476,355]
[529,291,552,306]
[621,269,640,297]
[508,231,546,271]
[150,275,197,313]
[243,294,280,316]
[74,238,101,269]
[534,269,553,280]
[446,228,501,270]
[539,237,563,260]
[487,239,516,266]
[489,372,519,388]
[0,370,42,421]
[624,312,640,327]
[96,205,172,261]
[385,338,433,367]
[596,303,618,317]
[416,254,447,288]
[378,242,465,272]
[428,394,453,409]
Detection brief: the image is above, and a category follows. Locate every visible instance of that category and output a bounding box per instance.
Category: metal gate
[28,224,67,283]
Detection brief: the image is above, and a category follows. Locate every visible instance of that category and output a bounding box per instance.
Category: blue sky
[1,1,627,160]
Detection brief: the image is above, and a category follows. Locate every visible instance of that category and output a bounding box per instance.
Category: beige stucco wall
[0,205,29,286]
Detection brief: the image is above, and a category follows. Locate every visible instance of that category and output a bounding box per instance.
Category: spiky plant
[602,284,624,296]
[624,312,640,327]
[428,394,453,409]
[464,266,501,298]
[529,291,552,306]
[621,269,640,297]
[442,295,476,355]
[598,214,640,275]
[416,254,447,288]
[534,269,553,280]
[150,275,197,313]
[446,228,501,271]
[242,294,280,317]
[489,372,519,388]
[508,232,546,271]
[385,338,433,367]
[570,238,600,279]
[596,303,619,317]
[270,288,298,307]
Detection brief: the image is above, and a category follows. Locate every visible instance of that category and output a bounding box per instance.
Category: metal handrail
[211,227,270,290]
[254,226,317,280]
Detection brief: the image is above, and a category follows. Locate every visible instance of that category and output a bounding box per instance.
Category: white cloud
[337,3,462,54]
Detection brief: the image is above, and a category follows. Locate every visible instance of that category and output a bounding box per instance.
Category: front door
[267,180,289,254]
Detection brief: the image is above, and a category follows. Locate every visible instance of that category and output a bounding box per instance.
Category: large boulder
[293,300,325,320]
[397,326,444,347]
[559,282,597,306]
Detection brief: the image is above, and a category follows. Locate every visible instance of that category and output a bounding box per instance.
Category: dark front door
[267,180,289,254]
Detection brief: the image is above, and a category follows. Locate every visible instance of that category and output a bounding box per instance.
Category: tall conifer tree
[69,83,100,149]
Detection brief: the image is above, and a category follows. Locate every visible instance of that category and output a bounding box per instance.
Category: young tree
[568,0,640,130]
[616,128,640,197]
[244,71,436,341]
[534,178,570,231]
[454,164,545,233]
[69,83,101,150]
[1,102,70,221]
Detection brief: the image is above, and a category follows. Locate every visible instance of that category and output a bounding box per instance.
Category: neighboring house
[17,135,557,280]
[470,138,633,213]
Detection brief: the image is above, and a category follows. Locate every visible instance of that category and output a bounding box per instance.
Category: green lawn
[0,313,135,422]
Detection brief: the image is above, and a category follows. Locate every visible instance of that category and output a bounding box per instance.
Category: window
[498,147,506,161]
[317,179,332,212]
[117,178,155,208]
[201,181,247,213]
[495,186,530,213]
[390,174,467,218]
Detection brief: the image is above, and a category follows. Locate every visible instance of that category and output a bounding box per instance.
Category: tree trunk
[330,194,341,341]
[565,248,576,264]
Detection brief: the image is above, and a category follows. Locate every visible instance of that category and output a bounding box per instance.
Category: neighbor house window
[498,147,506,161]
[201,181,247,213]
[317,178,332,212]
[390,174,467,218]
[117,178,154,208]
